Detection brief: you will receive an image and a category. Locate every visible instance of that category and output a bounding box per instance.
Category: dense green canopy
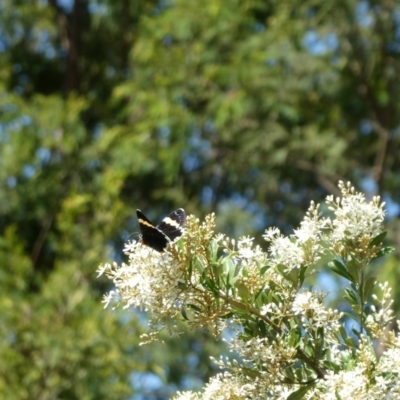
[1,0,400,398]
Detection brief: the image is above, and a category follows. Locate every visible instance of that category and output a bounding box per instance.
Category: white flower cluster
[174,336,400,400]
[366,281,395,337]
[98,181,398,399]
[229,335,297,375]
[263,202,325,272]
[173,371,261,400]
[220,236,269,296]
[98,242,185,322]
[326,181,385,256]
[221,236,267,270]
[292,291,341,332]
[321,339,400,399]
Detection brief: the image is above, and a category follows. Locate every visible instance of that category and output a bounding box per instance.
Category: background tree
[1,0,400,398]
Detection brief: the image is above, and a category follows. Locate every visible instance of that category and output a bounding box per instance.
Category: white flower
[291,291,341,331]
[173,391,200,400]
[263,227,281,242]
[294,201,326,244]
[260,302,280,316]
[326,181,385,246]
[267,234,305,271]
[264,202,325,272]
[378,346,400,377]
[323,368,369,399]
[201,372,258,400]
[103,241,184,318]
[98,183,398,400]
[236,236,266,264]
[228,336,296,372]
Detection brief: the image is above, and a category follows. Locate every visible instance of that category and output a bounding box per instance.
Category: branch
[294,159,342,197]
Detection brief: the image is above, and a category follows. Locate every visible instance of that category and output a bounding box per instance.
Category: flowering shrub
[98,182,399,399]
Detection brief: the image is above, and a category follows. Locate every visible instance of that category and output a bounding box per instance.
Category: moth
[136,208,186,252]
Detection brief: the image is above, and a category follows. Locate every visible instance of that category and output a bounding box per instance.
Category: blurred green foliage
[1,0,400,398]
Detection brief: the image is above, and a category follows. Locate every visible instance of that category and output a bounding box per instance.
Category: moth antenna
[124,231,140,241]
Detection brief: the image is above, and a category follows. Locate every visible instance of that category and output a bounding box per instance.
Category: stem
[358,265,366,335]
[218,291,325,379]
[185,259,326,379]
[219,292,282,332]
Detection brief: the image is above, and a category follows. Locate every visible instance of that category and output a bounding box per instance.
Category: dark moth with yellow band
[136,208,186,252]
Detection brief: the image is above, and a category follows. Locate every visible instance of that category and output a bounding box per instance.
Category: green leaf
[287,329,301,348]
[299,265,307,287]
[323,360,341,373]
[254,283,266,302]
[342,311,358,323]
[257,319,267,336]
[187,303,201,313]
[351,328,361,339]
[364,276,377,298]
[222,257,233,288]
[372,246,394,261]
[343,288,359,310]
[335,389,343,400]
[277,264,299,286]
[328,260,354,282]
[177,281,187,289]
[194,257,205,275]
[211,261,221,286]
[368,231,386,248]
[259,265,270,275]
[236,281,250,301]
[187,258,193,279]
[287,384,315,400]
[203,275,219,296]
[346,257,360,284]
[344,336,356,348]
[339,325,347,338]
[209,239,220,261]
[181,307,190,320]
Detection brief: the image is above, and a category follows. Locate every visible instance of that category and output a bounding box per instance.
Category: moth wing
[136,209,168,252]
[156,208,186,241]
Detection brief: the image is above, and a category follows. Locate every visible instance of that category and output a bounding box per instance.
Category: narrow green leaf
[364,276,377,298]
[181,307,189,320]
[368,231,386,248]
[257,319,267,336]
[299,266,307,286]
[287,384,314,400]
[335,389,343,400]
[323,360,341,373]
[188,259,193,279]
[187,303,201,313]
[254,284,266,302]
[345,336,356,347]
[204,275,218,296]
[339,325,347,340]
[259,265,270,275]
[277,264,299,285]
[209,239,219,261]
[328,260,354,282]
[342,311,358,323]
[194,257,205,274]
[223,257,237,291]
[372,246,394,261]
[343,288,359,309]
[346,257,360,284]
[351,328,361,339]
[236,282,250,301]
[211,261,221,286]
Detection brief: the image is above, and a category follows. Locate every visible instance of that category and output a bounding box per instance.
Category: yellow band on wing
[138,219,155,228]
